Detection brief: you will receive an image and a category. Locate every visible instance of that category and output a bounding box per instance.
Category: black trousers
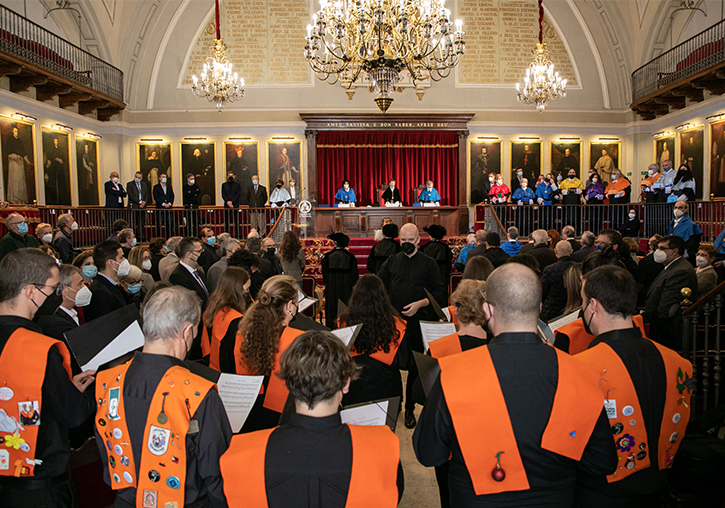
[1,472,78,508]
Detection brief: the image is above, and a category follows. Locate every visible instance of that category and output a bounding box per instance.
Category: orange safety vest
[429,333,462,359]
[95,359,215,508]
[575,340,693,481]
[234,326,304,413]
[350,317,406,366]
[209,307,243,372]
[439,345,603,495]
[0,328,71,477]
[557,315,646,356]
[220,424,400,508]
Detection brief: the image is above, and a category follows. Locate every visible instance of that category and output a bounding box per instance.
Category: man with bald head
[540,240,576,322]
[378,222,446,428]
[0,212,40,261]
[414,263,616,506]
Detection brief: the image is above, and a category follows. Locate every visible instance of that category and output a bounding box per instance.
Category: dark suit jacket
[529,244,559,272]
[105,180,127,208]
[184,183,201,207]
[85,274,127,323]
[153,184,174,208]
[222,181,242,208]
[483,246,510,268]
[572,245,595,262]
[200,243,219,274]
[644,257,697,321]
[246,185,268,208]
[565,238,581,252]
[169,264,209,309]
[36,308,81,375]
[126,180,150,209]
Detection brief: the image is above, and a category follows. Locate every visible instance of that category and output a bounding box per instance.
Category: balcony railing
[0,4,123,102]
[632,18,725,102]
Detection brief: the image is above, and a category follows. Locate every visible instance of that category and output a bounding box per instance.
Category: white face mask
[653,249,667,264]
[592,178,598,183]
[189,179,195,185]
[556,176,562,181]
[42,233,53,244]
[489,177,494,182]
[674,209,685,218]
[521,184,527,189]
[112,177,119,184]
[115,258,130,277]
[290,182,295,187]
[344,185,350,190]
[496,180,502,185]
[612,176,618,182]
[696,255,708,268]
[649,170,656,176]
[70,222,78,231]
[142,259,152,271]
[628,213,635,219]
[67,285,93,307]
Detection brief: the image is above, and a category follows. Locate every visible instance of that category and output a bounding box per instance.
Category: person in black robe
[617,209,641,238]
[45,137,70,205]
[366,223,401,274]
[381,179,402,205]
[321,233,359,329]
[419,224,453,286]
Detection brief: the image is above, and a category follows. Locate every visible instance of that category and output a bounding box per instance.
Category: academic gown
[366,238,401,274]
[334,187,357,204]
[321,247,359,329]
[420,239,453,284]
[419,188,441,203]
[382,187,402,204]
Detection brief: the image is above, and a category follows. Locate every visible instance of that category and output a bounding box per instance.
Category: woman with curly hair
[237,275,304,431]
[339,274,409,413]
[278,231,305,285]
[204,267,250,373]
[428,280,487,359]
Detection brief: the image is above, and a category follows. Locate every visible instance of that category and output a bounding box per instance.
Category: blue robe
[536,182,556,205]
[667,214,702,241]
[335,188,356,203]
[512,187,535,203]
[714,228,725,257]
[501,240,523,256]
[455,243,475,266]
[419,188,441,203]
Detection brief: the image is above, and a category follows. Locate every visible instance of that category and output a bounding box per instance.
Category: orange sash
[95,360,215,508]
[447,306,458,327]
[439,346,603,495]
[220,424,399,508]
[350,317,406,366]
[429,333,462,359]
[0,329,71,477]
[605,179,631,195]
[200,326,211,358]
[209,307,243,372]
[557,315,646,356]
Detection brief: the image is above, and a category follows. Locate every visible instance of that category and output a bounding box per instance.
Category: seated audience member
[247,228,260,239]
[368,223,401,274]
[547,229,561,250]
[696,243,718,296]
[118,227,136,258]
[413,263,617,506]
[53,213,81,265]
[574,266,693,507]
[335,179,357,205]
[429,279,487,359]
[0,212,41,261]
[94,286,231,508]
[119,264,145,307]
[527,229,558,271]
[148,237,166,281]
[72,249,97,284]
[419,180,442,204]
[636,235,664,307]
[465,229,488,260]
[108,219,128,243]
[561,225,580,252]
[605,169,631,203]
[39,243,60,261]
[420,225,453,283]
[262,237,283,275]
[597,229,637,276]
[158,237,182,281]
[128,245,155,293]
[623,237,640,265]
[481,232,510,268]
[382,179,402,205]
[36,222,53,245]
[506,253,541,276]
[671,164,696,202]
[463,255,495,281]
[501,227,523,256]
[85,240,129,322]
[668,201,702,264]
[341,274,409,411]
[200,226,220,273]
[519,233,535,254]
[618,209,641,238]
[204,267,250,373]
[0,249,95,507]
[322,233,359,329]
[454,233,478,271]
[572,231,596,262]
[237,275,305,431]
[563,263,583,314]
[247,237,274,298]
[208,237,242,293]
[541,240,576,322]
[488,174,511,203]
[279,231,306,285]
[228,247,261,296]
[221,330,403,508]
[512,178,535,205]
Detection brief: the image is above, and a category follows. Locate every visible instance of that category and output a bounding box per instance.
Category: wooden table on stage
[314,206,468,238]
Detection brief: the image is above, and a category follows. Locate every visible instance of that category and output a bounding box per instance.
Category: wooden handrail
[486,203,507,234]
[684,278,725,316]
[266,206,290,238]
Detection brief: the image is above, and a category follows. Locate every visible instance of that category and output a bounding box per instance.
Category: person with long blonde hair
[203,267,250,373]
[237,275,304,431]
[429,280,487,359]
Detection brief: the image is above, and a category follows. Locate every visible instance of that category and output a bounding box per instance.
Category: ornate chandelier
[191,0,244,111]
[515,0,566,112]
[305,0,465,113]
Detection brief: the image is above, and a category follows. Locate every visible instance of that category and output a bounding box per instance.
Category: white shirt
[99,273,118,286]
[59,305,80,325]
[180,261,197,275]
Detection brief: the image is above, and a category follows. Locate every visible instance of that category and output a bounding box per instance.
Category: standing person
[126,171,149,239]
[420,225,453,284]
[512,178,536,234]
[321,233,359,329]
[334,179,357,205]
[641,164,663,203]
[671,164,696,202]
[367,223,400,274]
[52,213,80,264]
[584,172,606,234]
[221,330,403,508]
[667,201,702,262]
[85,240,129,322]
[511,168,524,194]
[287,178,299,205]
[605,169,631,204]
[183,173,201,236]
[561,225,581,252]
[488,174,511,204]
[94,287,231,508]
[381,179,402,205]
[105,171,127,208]
[536,174,559,230]
[279,231,306,286]
[222,171,242,234]
[413,263,617,507]
[152,172,174,236]
[540,241,576,322]
[208,238,241,293]
[0,249,96,508]
[659,160,677,202]
[377,223,446,429]
[246,174,268,236]
[0,212,40,261]
[574,266,693,507]
[560,168,585,231]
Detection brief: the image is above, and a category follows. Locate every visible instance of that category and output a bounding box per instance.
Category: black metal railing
[0,4,123,102]
[632,18,725,102]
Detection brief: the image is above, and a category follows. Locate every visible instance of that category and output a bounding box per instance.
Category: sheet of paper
[331,324,361,348]
[216,373,264,433]
[80,320,145,372]
[547,309,581,331]
[420,321,457,352]
[298,297,317,313]
[340,400,389,427]
[442,306,452,322]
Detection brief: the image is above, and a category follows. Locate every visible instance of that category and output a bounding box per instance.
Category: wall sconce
[50,123,73,132]
[11,112,36,122]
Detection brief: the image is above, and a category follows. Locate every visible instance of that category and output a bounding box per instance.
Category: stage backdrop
[317,131,458,206]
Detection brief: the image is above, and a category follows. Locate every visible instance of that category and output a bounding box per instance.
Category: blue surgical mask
[134,177,141,183]
[207,236,216,247]
[131,238,137,247]
[252,179,259,185]
[16,222,28,234]
[126,283,142,295]
[161,177,167,183]
[82,265,98,279]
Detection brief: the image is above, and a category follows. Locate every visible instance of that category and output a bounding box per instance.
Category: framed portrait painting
[41,127,71,206]
[654,135,675,166]
[550,142,582,177]
[589,142,620,184]
[137,142,173,190]
[679,128,704,199]
[469,140,501,204]
[710,120,725,198]
[76,137,99,205]
[180,143,215,206]
[0,117,36,204]
[223,141,259,189]
[510,141,541,185]
[267,141,301,190]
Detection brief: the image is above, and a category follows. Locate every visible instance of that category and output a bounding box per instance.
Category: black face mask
[581,304,593,335]
[267,247,276,255]
[401,242,415,255]
[228,177,234,182]
[544,178,550,183]
[568,175,575,180]
[34,287,63,317]
[194,250,208,267]
[276,184,282,189]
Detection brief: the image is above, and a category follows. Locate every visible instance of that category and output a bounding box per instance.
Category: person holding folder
[220,330,404,508]
[94,286,231,508]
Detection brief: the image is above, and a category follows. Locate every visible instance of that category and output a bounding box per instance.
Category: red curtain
[316,131,458,206]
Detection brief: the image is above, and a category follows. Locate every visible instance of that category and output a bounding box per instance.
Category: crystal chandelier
[515,0,566,112]
[305,0,465,113]
[191,0,244,111]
